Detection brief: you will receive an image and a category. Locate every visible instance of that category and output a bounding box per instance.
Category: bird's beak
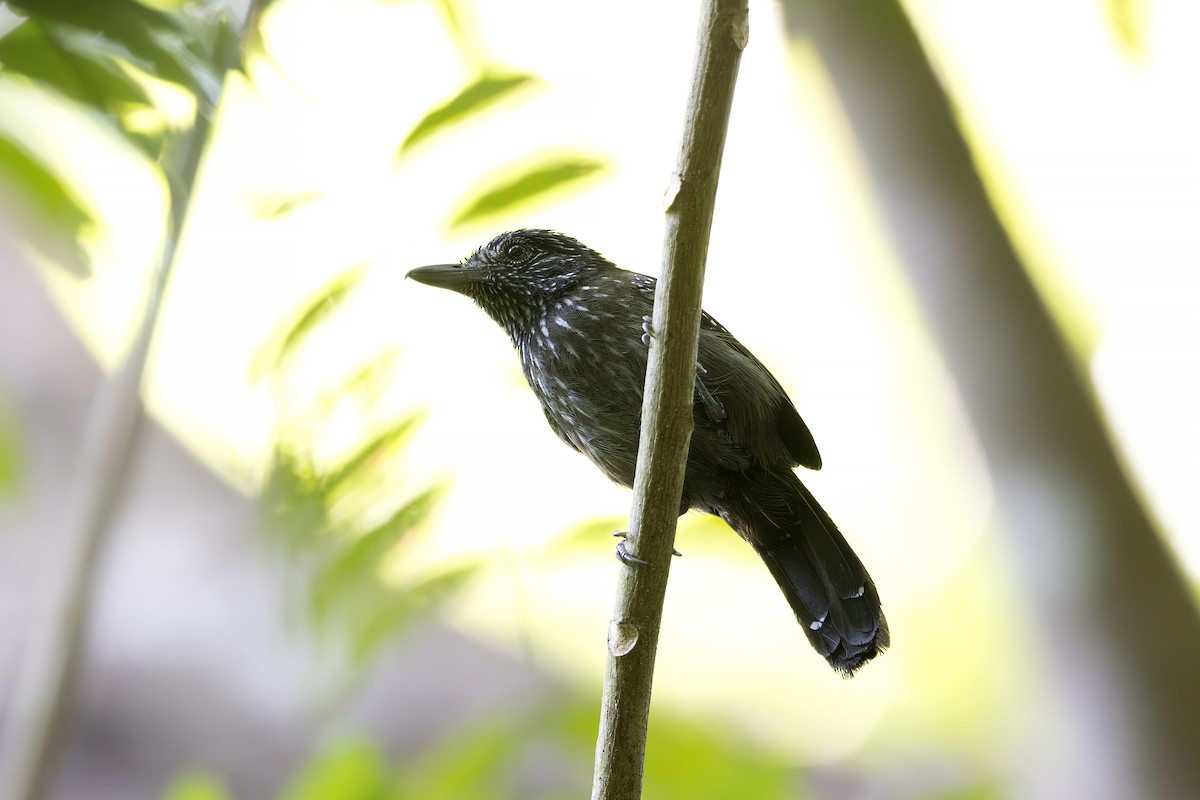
[406,263,485,290]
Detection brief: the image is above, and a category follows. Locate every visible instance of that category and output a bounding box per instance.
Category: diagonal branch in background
[0,5,272,799]
[590,1,748,798]
[782,1,1200,797]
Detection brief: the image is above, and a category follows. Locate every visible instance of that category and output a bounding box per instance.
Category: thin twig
[590,1,748,798]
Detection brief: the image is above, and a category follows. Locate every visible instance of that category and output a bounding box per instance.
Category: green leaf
[248,190,325,219]
[0,20,170,156]
[641,714,797,800]
[449,156,605,229]
[8,0,220,104]
[310,486,446,623]
[335,351,401,405]
[398,71,536,156]
[0,131,95,275]
[261,447,332,558]
[211,13,243,73]
[160,770,233,800]
[8,0,181,34]
[321,416,424,497]
[394,719,519,800]
[350,563,478,662]
[274,265,365,363]
[0,20,151,112]
[279,739,390,800]
[256,264,367,375]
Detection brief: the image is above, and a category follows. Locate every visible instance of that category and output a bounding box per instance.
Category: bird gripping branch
[408,229,888,675]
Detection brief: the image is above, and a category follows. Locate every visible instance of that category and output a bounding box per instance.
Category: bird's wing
[697,311,823,471]
[626,271,821,471]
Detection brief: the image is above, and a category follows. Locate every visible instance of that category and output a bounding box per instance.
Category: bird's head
[407,229,614,335]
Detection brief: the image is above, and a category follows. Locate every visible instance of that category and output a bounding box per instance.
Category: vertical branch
[0,7,268,800]
[783,1,1200,796]
[590,1,748,798]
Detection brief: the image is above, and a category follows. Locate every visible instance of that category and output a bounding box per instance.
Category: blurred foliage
[388,698,807,799]
[542,515,629,557]
[388,0,610,229]
[399,70,538,156]
[638,716,798,799]
[5,0,622,795]
[253,257,480,663]
[248,188,326,219]
[0,0,545,669]
[279,739,391,800]
[924,786,1004,800]
[0,0,240,276]
[252,264,368,377]
[0,128,96,274]
[0,16,154,117]
[449,155,607,230]
[1105,0,1150,56]
[262,409,478,664]
[0,400,23,499]
[250,0,612,669]
[5,0,219,103]
[429,0,474,60]
[161,771,235,800]
[162,696,822,799]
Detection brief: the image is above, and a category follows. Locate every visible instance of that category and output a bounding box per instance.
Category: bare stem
[590,2,748,798]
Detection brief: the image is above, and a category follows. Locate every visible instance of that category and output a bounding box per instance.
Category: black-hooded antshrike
[408,229,888,675]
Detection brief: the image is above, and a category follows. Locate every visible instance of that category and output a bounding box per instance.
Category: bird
[407,229,888,675]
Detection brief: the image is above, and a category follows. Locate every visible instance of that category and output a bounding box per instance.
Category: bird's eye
[504,243,528,261]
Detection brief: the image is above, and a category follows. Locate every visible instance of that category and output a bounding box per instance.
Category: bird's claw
[641,316,654,347]
[694,369,726,423]
[613,530,682,564]
[615,540,649,566]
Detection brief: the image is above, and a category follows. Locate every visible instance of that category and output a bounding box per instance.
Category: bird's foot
[612,530,682,565]
[693,369,726,423]
[640,318,726,424]
[615,539,648,566]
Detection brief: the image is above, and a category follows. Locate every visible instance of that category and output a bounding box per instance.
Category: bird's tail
[720,469,888,676]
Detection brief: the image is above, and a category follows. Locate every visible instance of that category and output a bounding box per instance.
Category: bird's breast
[522,294,647,386]
[517,296,649,486]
